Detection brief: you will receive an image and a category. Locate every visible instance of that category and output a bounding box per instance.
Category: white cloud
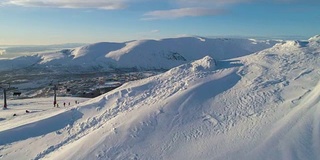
[150,30,160,33]
[141,0,242,20]
[142,8,225,20]
[175,0,318,6]
[134,29,162,40]
[137,29,160,37]
[1,0,129,10]
[142,0,313,20]
[138,29,160,34]
[175,0,251,7]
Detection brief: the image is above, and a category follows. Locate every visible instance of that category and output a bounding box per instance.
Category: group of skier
[54,100,79,107]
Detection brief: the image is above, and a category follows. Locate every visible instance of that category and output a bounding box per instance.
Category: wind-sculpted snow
[0,36,319,160]
[247,80,320,160]
[0,37,278,73]
[308,35,320,42]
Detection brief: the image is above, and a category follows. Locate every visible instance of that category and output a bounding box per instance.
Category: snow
[0,35,319,160]
[38,52,65,64]
[196,37,206,42]
[0,49,5,56]
[106,40,146,61]
[0,37,279,73]
[308,35,320,42]
[0,55,41,71]
[0,97,88,132]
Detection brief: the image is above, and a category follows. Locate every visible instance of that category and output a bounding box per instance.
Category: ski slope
[0,35,319,160]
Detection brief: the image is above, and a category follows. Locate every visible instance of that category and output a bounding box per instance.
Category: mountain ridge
[0,36,319,159]
[0,36,281,73]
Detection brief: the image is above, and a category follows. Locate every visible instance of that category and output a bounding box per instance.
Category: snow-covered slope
[0,37,278,72]
[0,35,319,160]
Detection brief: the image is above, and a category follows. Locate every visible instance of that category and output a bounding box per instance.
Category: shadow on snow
[0,109,83,145]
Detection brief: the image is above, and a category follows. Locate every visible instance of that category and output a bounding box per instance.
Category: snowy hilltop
[0,35,319,160]
[0,37,278,73]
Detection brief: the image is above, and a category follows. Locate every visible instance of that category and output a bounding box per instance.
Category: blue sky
[0,0,319,45]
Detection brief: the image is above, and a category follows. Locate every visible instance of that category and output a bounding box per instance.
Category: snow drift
[0,35,319,160]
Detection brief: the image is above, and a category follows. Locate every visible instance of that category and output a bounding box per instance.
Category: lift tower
[0,83,10,109]
[53,84,58,107]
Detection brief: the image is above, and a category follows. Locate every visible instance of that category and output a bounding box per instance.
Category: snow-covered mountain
[0,35,319,160]
[0,37,279,72]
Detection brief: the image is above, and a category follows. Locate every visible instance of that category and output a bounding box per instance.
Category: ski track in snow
[34,57,222,159]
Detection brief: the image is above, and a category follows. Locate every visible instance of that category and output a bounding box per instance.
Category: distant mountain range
[0,43,86,59]
[0,37,282,73]
[1,35,319,74]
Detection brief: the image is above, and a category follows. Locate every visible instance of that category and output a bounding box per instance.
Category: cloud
[134,29,163,40]
[1,0,129,10]
[150,30,160,33]
[136,29,160,38]
[176,0,319,5]
[141,0,242,20]
[142,0,317,20]
[142,7,226,20]
[175,0,251,7]
[138,29,160,34]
